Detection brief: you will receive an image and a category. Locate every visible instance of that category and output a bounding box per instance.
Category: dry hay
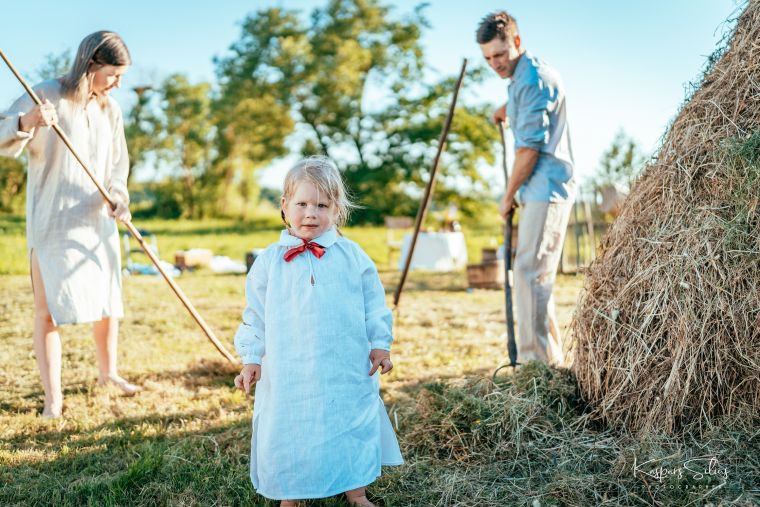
[374,363,759,506]
[572,0,760,435]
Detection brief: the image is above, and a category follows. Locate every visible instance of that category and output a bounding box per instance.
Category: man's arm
[500,147,538,217]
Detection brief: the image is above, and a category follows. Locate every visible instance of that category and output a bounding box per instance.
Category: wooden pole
[498,122,518,368]
[0,47,237,364]
[584,197,596,261]
[392,58,467,308]
[573,201,582,273]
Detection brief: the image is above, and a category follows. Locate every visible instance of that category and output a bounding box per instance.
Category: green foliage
[144,74,218,218]
[592,129,648,190]
[123,86,157,183]
[215,0,497,223]
[259,186,282,207]
[0,156,25,213]
[33,50,72,81]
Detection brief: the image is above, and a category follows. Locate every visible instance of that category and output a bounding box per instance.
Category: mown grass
[1,215,756,506]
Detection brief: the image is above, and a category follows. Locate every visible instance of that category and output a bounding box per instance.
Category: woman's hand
[235,363,261,394]
[19,100,57,132]
[369,349,393,376]
[109,195,132,223]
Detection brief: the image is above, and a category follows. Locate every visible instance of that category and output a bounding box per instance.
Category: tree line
[0,0,645,222]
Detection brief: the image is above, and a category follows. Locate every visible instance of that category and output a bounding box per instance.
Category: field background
[1,214,756,506]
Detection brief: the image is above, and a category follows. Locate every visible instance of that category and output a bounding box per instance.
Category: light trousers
[514,200,573,365]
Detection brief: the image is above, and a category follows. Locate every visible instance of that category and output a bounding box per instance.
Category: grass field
[1,215,757,506]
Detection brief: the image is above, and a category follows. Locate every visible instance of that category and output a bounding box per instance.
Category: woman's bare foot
[346,487,376,507]
[97,375,141,396]
[41,402,62,418]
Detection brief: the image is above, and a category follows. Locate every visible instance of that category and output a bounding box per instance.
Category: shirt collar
[277,227,339,248]
[510,51,531,84]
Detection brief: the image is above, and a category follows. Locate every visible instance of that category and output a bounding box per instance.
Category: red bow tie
[284,239,326,262]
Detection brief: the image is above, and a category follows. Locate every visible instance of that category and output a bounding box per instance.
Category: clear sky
[0,0,741,190]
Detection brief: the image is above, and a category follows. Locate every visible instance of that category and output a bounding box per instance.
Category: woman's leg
[30,251,63,417]
[94,317,139,395]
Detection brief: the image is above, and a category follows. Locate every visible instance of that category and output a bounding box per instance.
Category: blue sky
[0,0,741,189]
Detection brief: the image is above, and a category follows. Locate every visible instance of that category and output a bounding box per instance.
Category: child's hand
[369,349,393,376]
[234,363,261,394]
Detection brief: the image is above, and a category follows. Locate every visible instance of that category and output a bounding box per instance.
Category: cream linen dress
[0,79,129,325]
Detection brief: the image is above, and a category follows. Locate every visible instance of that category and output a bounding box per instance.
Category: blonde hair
[60,31,131,109]
[282,156,356,227]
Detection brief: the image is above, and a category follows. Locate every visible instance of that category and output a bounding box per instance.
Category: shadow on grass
[0,412,278,506]
[0,359,239,417]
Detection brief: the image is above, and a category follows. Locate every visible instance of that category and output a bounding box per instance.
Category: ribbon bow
[284,239,325,262]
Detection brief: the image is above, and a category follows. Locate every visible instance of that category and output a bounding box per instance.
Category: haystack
[572,1,760,434]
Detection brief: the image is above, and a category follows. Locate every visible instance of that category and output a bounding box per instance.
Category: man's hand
[234,363,261,394]
[369,349,393,376]
[491,103,507,124]
[499,192,517,219]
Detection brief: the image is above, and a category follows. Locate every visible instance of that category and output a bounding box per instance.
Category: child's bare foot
[346,487,376,507]
[347,496,375,507]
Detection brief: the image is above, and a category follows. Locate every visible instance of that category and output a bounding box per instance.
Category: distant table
[397,232,468,272]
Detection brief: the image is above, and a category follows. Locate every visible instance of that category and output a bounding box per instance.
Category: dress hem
[253,471,383,501]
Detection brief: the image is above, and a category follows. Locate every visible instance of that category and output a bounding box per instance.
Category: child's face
[281,180,338,242]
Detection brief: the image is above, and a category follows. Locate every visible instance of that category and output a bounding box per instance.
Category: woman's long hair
[60,31,131,109]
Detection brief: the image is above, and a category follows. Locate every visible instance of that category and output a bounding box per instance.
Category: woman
[0,31,137,418]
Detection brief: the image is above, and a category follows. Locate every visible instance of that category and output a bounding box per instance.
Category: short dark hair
[476,11,519,44]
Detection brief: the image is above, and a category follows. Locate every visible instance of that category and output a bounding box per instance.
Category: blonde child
[234,156,403,507]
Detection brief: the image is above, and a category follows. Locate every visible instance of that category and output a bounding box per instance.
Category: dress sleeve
[106,102,130,204]
[234,249,269,364]
[0,92,37,158]
[358,247,394,351]
[513,81,552,151]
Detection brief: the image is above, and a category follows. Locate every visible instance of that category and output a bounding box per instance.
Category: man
[477,11,575,365]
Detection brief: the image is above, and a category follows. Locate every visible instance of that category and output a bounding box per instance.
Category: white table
[397,232,468,272]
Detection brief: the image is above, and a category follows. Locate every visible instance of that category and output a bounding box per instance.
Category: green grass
[0,211,605,276]
[0,212,512,276]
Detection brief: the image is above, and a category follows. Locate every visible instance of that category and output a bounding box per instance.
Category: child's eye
[318,203,329,208]
[297,202,306,207]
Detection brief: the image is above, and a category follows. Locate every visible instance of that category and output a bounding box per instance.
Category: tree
[146,74,216,218]
[0,156,26,212]
[215,0,497,223]
[34,50,72,81]
[123,85,158,184]
[593,130,648,190]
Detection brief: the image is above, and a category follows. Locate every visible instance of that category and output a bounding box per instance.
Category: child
[234,156,403,507]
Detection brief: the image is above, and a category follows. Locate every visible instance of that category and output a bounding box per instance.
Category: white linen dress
[234,227,404,500]
[0,80,129,325]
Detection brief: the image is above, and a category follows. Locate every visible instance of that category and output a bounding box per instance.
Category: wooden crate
[466,260,505,289]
